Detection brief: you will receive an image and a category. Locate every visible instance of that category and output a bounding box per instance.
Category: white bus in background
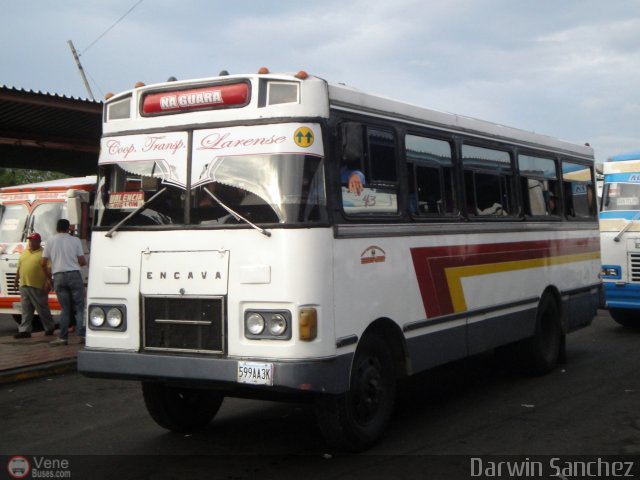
[599,150,640,327]
[0,176,95,325]
[78,70,600,451]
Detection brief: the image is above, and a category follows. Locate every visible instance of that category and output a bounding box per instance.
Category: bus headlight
[89,307,105,328]
[267,314,287,336]
[106,308,124,328]
[244,310,291,340]
[246,313,265,335]
[88,304,127,331]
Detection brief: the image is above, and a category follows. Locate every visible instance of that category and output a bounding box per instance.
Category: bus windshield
[94,153,326,228]
[0,204,28,243]
[31,203,68,242]
[602,182,640,211]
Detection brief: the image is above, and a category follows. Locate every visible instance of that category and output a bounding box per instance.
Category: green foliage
[0,169,68,188]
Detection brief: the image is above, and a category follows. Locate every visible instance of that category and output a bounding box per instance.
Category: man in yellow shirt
[13,232,55,338]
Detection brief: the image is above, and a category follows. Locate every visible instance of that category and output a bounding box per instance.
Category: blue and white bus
[600,150,640,326]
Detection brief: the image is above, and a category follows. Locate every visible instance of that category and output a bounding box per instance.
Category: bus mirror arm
[105,187,168,239]
[613,210,640,242]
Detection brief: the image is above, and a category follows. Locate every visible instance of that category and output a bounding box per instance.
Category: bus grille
[142,296,225,354]
[5,273,18,295]
[629,253,640,282]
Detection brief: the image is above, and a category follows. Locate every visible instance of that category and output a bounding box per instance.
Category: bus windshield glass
[31,203,68,242]
[95,124,326,229]
[0,204,27,243]
[94,153,326,228]
[602,182,640,211]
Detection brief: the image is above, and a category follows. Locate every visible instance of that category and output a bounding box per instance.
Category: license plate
[237,361,273,386]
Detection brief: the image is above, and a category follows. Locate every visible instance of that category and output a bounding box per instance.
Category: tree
[0,169,68,188]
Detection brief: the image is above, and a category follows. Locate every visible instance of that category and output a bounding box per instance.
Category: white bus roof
[105,72,593,160]
[0,175,96,192]
[328,82,593,160]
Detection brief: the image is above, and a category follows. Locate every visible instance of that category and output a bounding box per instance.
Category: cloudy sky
[3,0,639,163]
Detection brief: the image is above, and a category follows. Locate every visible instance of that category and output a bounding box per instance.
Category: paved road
[1,310,639,479]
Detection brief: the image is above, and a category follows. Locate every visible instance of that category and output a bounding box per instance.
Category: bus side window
[517,154,558,217]
[341,125,398,215]
[405,134,456,216]
[462,144,513,217]
[562,160,595,219]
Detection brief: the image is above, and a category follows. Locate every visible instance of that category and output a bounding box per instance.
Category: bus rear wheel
[609,308,640,328]
[314,335,396,452]
[141,382,223,433]
[516,294,563,375]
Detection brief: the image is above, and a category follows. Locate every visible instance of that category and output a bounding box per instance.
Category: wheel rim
[352,355,385,424]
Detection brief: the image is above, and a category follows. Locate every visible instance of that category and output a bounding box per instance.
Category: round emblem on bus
[293,127,314,148]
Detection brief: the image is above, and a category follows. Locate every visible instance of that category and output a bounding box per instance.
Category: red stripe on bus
[410,237,599,318]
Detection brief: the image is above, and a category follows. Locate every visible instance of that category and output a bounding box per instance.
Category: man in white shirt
[41,219,87,346]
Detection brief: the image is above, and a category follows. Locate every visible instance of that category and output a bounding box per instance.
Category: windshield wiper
[204,187,271,237]
[614,210,640,242]
[105,187,168,238]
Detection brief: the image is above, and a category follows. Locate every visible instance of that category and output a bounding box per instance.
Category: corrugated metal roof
[0,86,103,176]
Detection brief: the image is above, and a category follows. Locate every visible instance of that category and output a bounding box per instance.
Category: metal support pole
[67,40,95,100]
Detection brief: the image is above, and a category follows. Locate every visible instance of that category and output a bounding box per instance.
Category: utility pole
[67,40,95,100]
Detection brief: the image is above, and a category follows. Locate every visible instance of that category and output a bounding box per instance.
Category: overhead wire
[80,0,145,56]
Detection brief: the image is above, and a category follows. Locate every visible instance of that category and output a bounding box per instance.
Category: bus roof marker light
[258,67,270,74]
[105,92,114,100]
[134,81,146,88]
[294,71,309,80]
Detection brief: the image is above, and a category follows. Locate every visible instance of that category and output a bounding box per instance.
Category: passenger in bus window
[341,165,365,195]
[547,192,558,215]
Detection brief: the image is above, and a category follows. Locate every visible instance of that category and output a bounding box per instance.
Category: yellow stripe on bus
[444,251,601,313]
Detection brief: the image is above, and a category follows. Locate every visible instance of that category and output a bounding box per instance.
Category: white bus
[599,150,640,326]
[78,70,600,451]
[0,176,95,324]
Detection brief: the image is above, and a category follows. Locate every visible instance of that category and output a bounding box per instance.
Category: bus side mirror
[341,122,363,163]
[66,189,89,226]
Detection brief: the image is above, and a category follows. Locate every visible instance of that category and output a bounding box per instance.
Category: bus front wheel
[314,335,396,452]
[609,308,640,328]
[142,382,223,433]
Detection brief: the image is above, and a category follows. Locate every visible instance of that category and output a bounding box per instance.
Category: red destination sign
[143,83,249,114]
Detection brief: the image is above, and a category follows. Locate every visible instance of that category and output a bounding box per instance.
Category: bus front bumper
[603,282,640,310]
[78,348,352,395]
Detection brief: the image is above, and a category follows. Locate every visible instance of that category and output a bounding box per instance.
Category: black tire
[142,382,223,433]
[315,335,396,452]
[516,294,563,375]
[609,308,640,328]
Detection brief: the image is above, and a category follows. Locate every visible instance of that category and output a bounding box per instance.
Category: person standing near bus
[42,219,87,346]
[13,232,55,339]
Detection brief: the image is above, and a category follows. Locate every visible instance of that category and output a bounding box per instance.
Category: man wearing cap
[42,219,87,346]
[13,232,55,338]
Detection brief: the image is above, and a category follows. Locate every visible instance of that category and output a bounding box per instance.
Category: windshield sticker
[99,132,189,187]
[108,192,145,209]
[293,127,314,148]
[192,123,323,186]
